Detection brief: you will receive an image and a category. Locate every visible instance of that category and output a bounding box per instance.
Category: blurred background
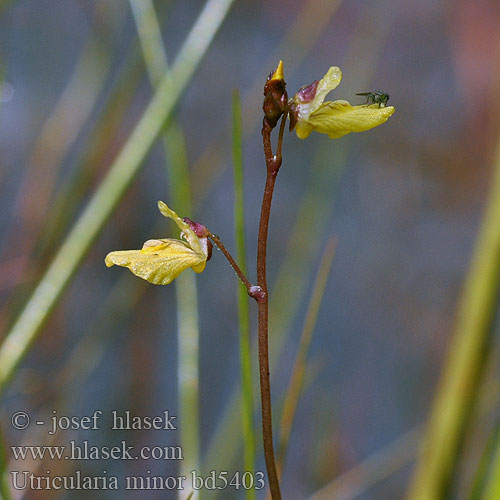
[1,0,500,499]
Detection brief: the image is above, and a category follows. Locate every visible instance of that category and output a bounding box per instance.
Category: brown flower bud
[263,60,288,129]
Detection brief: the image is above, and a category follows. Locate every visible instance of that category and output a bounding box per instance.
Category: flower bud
[263,60,288,129]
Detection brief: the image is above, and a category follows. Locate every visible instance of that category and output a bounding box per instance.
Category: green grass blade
[174,271,200,480]
[468,423,500,500]
[129,0,169,85]
[164,122,193,213]
[0,0,235,395]
[0,427,12,500]
[482,428,500,500]
[233,90,256,500]
[406,136,500,500]
[163,124,200,487]
[129,0,200,489]
[35,49,144,259]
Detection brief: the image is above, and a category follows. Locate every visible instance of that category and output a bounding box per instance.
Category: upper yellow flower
[289,66,395,139]
[105,201,209,285]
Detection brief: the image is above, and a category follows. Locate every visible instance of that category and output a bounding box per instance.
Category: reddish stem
[208,233,264,301]
[256,115,286,500]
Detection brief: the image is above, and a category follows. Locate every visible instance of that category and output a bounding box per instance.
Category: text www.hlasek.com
[11,441,183,461]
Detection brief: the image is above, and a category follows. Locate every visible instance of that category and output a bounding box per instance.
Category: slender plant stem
[276,112,287,160]
[208,234,255,292]
[201,142,347,491]
[256,115,286,500]
[257,184,280,500]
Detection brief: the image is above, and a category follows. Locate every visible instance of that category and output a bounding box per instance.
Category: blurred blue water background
[1,0,500,499]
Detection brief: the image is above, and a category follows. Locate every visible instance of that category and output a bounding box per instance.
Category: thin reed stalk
[276,238,336,479]
[232,90,256,500]
[36,50,144,258]
[482,431,500,500]
[468,423,500,499]
[165,125,201,490]
[129,1,201,491]
[0,427,12,500]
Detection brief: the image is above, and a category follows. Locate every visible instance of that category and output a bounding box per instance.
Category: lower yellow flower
[105,201,209,285]
[290,67,395,139]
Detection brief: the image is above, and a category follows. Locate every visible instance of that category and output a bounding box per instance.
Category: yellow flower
[105,201,209,285]
[290,67,395,139]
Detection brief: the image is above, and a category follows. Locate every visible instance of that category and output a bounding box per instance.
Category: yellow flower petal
[298,100,395,139]
[105,239,206,285]
[157,200,205,257]
[309,66,342,112]
[295,120,314,140]
[105,202,209,285]
[295,66,342,121]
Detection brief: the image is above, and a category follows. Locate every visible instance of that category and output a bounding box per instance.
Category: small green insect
[356,90,390,108]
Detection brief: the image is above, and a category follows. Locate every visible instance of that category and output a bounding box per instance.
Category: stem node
[248,285,266,302]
